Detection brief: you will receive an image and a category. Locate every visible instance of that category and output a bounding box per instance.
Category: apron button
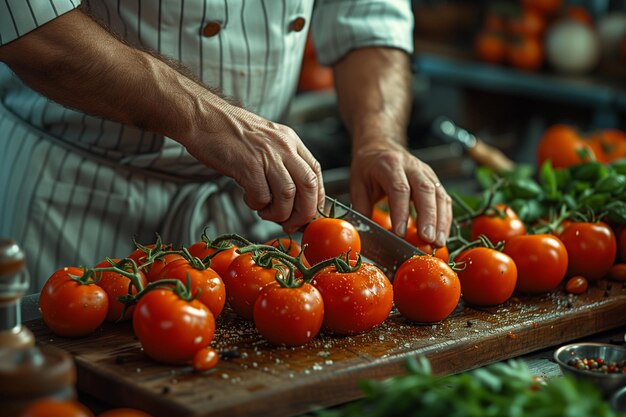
[203,21,221,37]
[290,17,306,32]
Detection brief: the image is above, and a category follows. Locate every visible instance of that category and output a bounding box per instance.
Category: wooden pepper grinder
[0,238,77,417]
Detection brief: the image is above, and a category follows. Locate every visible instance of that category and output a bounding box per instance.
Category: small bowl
[554,343,626,397]
[611,385,626,412]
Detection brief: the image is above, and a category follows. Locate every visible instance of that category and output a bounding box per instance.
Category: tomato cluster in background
[474,0,626,75]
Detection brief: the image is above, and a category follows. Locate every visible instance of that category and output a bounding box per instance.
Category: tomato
[503,234,568,293]
[98,409,153,417]
[565,276,588,294]
[253,282,324,346]
[470,204,526,245]
[566,5,594,26]
[507,35,543,71]
[559,221,617,281]
[475,31,507,64]
[127,242,183,281]
[127,243,168,265]
[608,263,626,282]
[94,259,148,322]
[20,399,94,417]
[223,253,280,320]
[192,347,219,372]
[484,13,506,32]
[507,9,545,39]
[311,261,392,334]
[393,256,460,323]
[405,225,449,263]
[455,247,517,306]
[537,124,593,169]
[157,259,226,318]
[39,267,109,337]
[264,237,310,273]
[133,289,215,365]
[587,129,626,163]
[619,228,626,262]
[298,59,334,92]
[522,0,562,17]
[187,241,240,279]
[302,217,361,265]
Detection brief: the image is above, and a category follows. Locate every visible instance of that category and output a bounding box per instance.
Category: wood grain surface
[27,283,626,417]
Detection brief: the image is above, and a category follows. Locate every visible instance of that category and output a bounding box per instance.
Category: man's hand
[183,104,325,234]
[350,139,451,248]
[333,47,452,247]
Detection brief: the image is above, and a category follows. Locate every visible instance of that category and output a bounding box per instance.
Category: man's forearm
[0,8,225,143]
[332,47,412,148]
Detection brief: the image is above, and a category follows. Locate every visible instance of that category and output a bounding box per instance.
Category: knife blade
[323,196,421,278]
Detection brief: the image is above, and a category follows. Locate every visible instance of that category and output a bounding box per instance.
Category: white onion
[545,19,600,75]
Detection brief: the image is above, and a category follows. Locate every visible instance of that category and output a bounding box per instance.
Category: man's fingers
[280,156,320,233]
[410,175,438,243]
[297,142,326,211]
[434,183,453,247]
[257,163,296,224]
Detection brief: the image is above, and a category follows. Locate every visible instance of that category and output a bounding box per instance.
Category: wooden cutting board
[27,283,626,417]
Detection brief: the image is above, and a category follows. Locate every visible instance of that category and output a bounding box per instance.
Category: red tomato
[223,253,280,320]
[455,247,517,306]
[302,217,361,265]
[405,225,450,263]
[475,31,507,64]
[503,234,568,293]
[311,262,392,335]
[470,204,526,245]
[566,5,594,26]
[565,276,588,294]
[192,347,219,372]
[157,259,226,318]
[536,124,593,169]
[94,259,148,322]
[608,263,626,282]
[133,289,215,365]
[507,9,546,38]
[39,267,109,337]
[187,241,240,279]
[98,409,153,417]
[253,282,324,346]
[507,35,543,71]
[143,253,185,282]
[587,129,626,163]
[264,237,311,274]
[559,222,617,281]
[20,400,94,417]
[127,243,168,265]
[393,256,460,323]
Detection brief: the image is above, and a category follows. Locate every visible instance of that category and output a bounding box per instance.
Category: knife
[322,196,421,278]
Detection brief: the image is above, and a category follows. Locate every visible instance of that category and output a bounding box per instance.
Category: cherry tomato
[503,234,568,293]
[302,217,361,265]
[98,409,153,417]
[253,282,324,346]
[521,0,562,17]
[536,124,593,169]
[393,256,460,323]
[565,276,588,294]
[127,243,168,265]
[312,262,392,335]
[223,253,280,320]
[455,247,517,306]
[405,225,449,263]
[20,400,94,417]
[470,204,526,245]
[559,221,617,281]
[157,259,226,318]
[94,259,148,322]
[133,289,215,365]
[566,5,594,26]
[192,347,219,372]
[39,267,109,337]
[608,263,626,282]
[187,241,240,279]
[507,9,545,38]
